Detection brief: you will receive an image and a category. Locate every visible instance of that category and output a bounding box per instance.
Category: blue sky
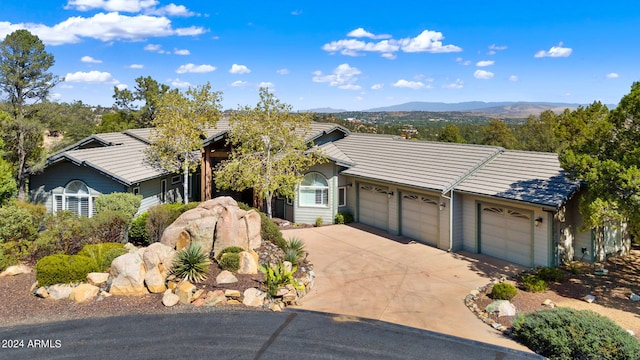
[1,0,638,111]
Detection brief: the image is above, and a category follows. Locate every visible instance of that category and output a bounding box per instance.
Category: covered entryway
[479,204,533,267]
[358,184,389,230]
[400,192,439,247]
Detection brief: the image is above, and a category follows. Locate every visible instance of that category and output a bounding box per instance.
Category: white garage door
[359,184,389,230]
[480,205,533,267]
[401,193,439,247]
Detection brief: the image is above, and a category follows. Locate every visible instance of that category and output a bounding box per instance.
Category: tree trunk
[265,192,273,218]
[16,124,27,202]
[183,159,189,204]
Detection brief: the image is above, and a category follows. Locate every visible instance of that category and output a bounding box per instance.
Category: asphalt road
[0,310,542,359]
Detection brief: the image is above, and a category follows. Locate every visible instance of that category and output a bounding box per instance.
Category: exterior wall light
[439,202,446,211]
[535,217,544,227]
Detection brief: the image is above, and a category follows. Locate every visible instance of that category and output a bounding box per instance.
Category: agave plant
[171,244,210,283]
[284,237,306,263]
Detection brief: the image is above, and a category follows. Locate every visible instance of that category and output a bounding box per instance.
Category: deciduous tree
[145,83,222,204]
[215,88,326,218]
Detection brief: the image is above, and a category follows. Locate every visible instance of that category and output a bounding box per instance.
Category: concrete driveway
[283,224,530,351]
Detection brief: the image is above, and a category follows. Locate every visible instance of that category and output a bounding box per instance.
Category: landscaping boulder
[69,284,100,303]
[47,284,74,300]
[213,205,261,257]
[0,264,31,277]
[162,289,180,307]
[243,288,266,307]
[216,270,238,284]
[484,300,516,317]
[143,243,176,274]
[34,287,49,299]
[204,290,227,307]
[109,252,148,296]
[144,267,167,293]
[237,250,259,275]
[86,272,110,286]
[175,280,196,304]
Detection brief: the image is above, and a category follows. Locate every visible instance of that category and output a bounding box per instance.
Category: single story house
[31,121,629,268]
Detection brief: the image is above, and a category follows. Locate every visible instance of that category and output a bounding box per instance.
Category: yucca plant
[284,237,306,263]
[172,244,210,283]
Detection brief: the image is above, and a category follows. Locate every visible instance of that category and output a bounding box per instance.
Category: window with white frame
[171,175,181,185]
[58,180,94,217]
[160,179,167,203]
[338,186,347,207]
[299,173,329,207]
[132,186,140,196]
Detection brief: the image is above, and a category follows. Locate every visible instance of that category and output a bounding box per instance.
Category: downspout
[442,190,454,252]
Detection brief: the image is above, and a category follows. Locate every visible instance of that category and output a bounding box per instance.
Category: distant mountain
[364,101,584,113]
[304,107,348,113]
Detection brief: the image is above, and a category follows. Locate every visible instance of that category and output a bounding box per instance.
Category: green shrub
[129,212,150,245]
[90,210,129,243]
[78,242,126,271]
[2,240,33,264]
[34,211,93,258]
[172,244,210,283]
[14,201,47,231]
[237,202,252,211]
[0,205,38,243]
[0,249,17,272]
[218,253,240,272]
[259,261,304,298]
[146,205,173,244]
[283,248,300,264]
[259,212,286,250]
[520,274,548,292]
[512,307,640,359]
[94,192,142,221]
[36,254,100,287]
[315,217,323,227]
[536,267,565,282]
[491,282,518,300]
[334,211,354,224]
[216,246,244,261]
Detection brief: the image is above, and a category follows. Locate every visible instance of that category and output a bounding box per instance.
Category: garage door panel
[359,185,388,230]
[401,193,438,247]
[480,204,532,267]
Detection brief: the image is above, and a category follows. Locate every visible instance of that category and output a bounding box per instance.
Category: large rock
[143,243,176,274]
[243,288,266,307]
[162,289,180,307]
[216,270,238,284]
[159,197,261,259]
[175,280,196,304]
[0,264,31,277]
[109,252,148,296]
[145,267,167,293]
[86,272,110,286]
[47,284,74,300]
[485,300,516,317]
[237,251,259,275]
[69,284,100,303]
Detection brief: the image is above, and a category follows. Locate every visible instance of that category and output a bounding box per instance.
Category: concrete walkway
[283,224,531,352]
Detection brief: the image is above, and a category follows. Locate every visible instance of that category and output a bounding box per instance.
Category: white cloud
[509,75,519,82]
[176,63,216,74]
[474,70,494,79]
[346,27,391,39]
[49,92,62,101]
[312,63,361,89]
[489,44,508,51]
[339,84,362,90]
[0,12,207,46]
[442,79,464,89]
[229,64,251,74]
[170,78,191,88]
[152,4,196,17]
[398,30,462,53]
[258,82,274,89]
[59,83,74,89]
[456,57,471,66]
[144,44,162,52]
[322,28,460,58]
[476,60,494,67]
[291,10,302,15]
[231,80,248,87]
[81,55,102,63]
[606,72,619,79]
[392,79,427,90]
[276,68,290,75]
[65,70,118,83]
[129,64,144,69]
[65,0,159,13]
[371,83,384,90]
[174,49,190,55]
[355,96,364,101]
[115,83,128,90]
[534,42,572,58]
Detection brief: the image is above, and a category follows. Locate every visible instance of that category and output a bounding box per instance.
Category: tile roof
[332,133,502,193]
[455,150,580,208]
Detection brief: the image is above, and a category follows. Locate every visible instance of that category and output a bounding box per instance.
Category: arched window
[299,173,329,207]
[60,180,93,217]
